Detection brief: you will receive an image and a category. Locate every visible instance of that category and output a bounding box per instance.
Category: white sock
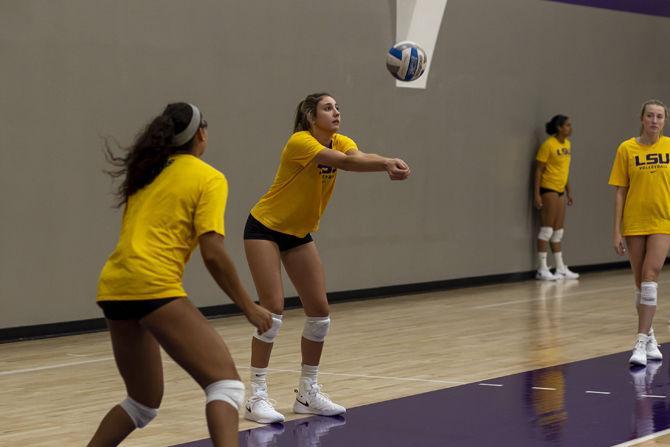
[300,364,319,387]
[250,366,268,395]
[538,252,549,270]
[554,252,566,271]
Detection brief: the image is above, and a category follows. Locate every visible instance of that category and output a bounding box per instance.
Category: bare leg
[88,320,163,447]
[637,235,670,334]
[626,236,656,334]
[142,298,241,447]
[282,242,330,366]
[549,194,566,254]
[538,192,559,254]
[244,239,285,368]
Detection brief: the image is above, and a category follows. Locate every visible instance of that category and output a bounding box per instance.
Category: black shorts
[243,214,313,252]
[540,187,565,197]
[97,297,180,320]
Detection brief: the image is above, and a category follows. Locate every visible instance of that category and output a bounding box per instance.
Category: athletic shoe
[244,394,285,424]
[647,331,663,361]
[536,269,559,281]
[293,382,346,416]
[554,267,580,279]
[630,335,649,366]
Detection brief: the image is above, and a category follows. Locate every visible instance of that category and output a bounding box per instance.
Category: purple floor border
[548,0,670,18]
[171,346,670,446]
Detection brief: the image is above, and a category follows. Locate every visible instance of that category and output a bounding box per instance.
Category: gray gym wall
[2,0,668,329]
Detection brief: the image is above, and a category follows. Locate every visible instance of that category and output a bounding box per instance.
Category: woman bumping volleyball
[242,93,411,423]
[89,103,272,447]
[533,115,580,280]
[609,99,669,366]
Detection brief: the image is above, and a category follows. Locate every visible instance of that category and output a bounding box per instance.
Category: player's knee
[640,281,658,306]
[302,316,330,342]
[205,379,245,410]
[254,313,283,343]
[550,228,564,243]
[537,226,553,241]
[119,396,159,429]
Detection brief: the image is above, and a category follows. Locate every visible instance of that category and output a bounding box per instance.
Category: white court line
[478,383,503,387]
[611,427,670,447]
[641,394,666,398]
[475,285,628,309]
[475,280,670,310]
[585,390,611,395]
[531,387,556,390]
[247,367,468,385]
[0,357,113,376]
[0,360,468,386]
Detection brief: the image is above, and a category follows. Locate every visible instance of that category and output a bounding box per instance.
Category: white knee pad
[537,226,554,241]
[302,316,330,342]
[550,228,564,243]
[119,396,158,429]
[205,380,245,410]
[253,313,283,343]
[640,281,658,306]
[635,287,641,306]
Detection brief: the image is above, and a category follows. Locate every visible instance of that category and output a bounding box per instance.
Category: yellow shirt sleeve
[195,174,228,237]
[336,134,358,153]
[608,145,629,187]
[284,132,325,167]
[536,140,551,163]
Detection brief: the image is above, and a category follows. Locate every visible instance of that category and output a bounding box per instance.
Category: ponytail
[104,102,203,207]
[545,114,569,136]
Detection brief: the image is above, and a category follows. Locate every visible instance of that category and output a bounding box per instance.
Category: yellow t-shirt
[608,136,670,236]
[97,154,228,301]
[251,131,358,237]
[536,136,572,193]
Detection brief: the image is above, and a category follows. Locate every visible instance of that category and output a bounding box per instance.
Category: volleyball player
[89,102,272,447]
[534,115,580,280]
[242,93,410,423]
[609,99,669,366]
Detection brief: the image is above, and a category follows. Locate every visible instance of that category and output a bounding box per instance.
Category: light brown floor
[1,269,668,446]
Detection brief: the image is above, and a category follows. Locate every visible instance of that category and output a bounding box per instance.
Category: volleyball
[385,41,427,82]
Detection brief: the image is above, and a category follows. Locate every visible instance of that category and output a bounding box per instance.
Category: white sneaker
[536,269,559,281]
[647,331,663,361]
[293,382,346,416]
[244,393,285,424]
[630,335,648,366]
[554,267,580,279]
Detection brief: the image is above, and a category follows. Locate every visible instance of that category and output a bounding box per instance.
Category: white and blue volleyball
[385,41,427,82]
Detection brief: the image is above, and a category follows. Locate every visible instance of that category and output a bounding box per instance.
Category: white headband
[172,104,201,146]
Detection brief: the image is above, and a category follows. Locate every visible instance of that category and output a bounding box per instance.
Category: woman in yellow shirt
[609,99,670,366]
[89,103,271,447]
[241,93,411,424]
[533,115,579,280]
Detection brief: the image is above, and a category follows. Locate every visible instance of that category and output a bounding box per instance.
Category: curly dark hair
[104,102,204,207]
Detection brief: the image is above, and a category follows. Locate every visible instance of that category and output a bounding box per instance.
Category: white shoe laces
[301,384,337,409]
[248,395,279,413]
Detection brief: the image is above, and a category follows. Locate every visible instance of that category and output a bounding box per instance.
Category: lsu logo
[634,153,670,166]
[318,164,336,175]
[556,147,570,156]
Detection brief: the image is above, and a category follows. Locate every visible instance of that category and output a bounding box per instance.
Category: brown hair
[104,102,205,207]
[293,92,332,132]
